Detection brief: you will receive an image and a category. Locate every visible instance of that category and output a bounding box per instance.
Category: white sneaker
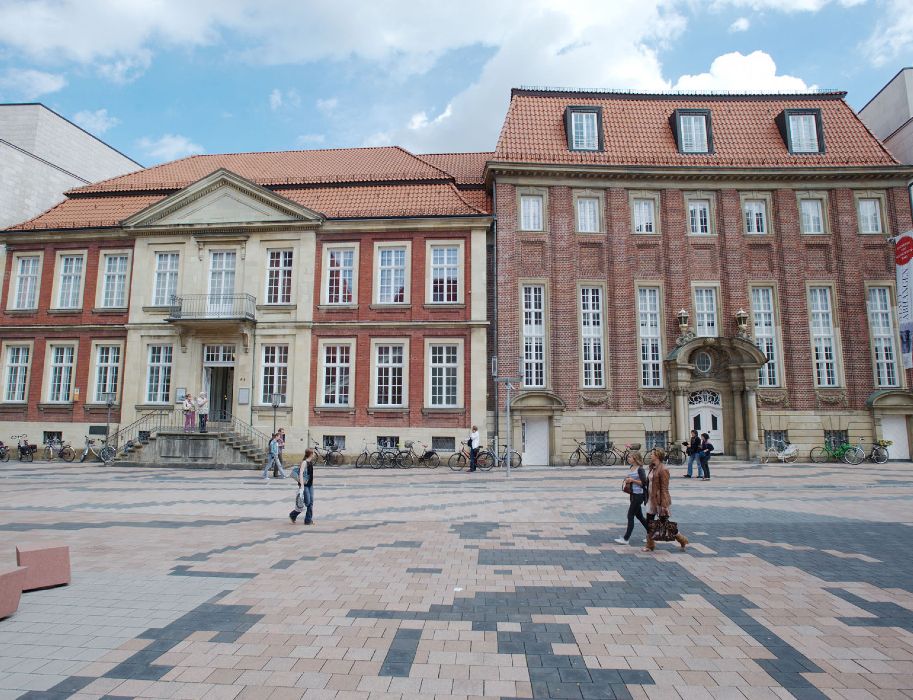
[614,537,628,544]
[262,476,270,481]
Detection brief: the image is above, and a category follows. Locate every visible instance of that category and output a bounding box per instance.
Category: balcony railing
[167,294,256,321]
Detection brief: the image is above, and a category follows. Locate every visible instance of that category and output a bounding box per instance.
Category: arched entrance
[509,390,565,466]
[688,389,723,451]
[867,389,913,461]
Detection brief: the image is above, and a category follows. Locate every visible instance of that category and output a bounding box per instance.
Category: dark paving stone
[271,559,296,570]
[406,567,442,574]
[169,565,256,578]
[17,675,94,698]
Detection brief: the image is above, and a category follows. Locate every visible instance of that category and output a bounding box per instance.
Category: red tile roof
[417,152,493,185]
[494,89,900,168]
[10,194,168,231]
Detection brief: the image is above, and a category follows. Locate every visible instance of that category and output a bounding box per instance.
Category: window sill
[421,407,464,415]
[82,402,120,410]
[4,309,37,316]
[37,402,75,410]
[366,407,409,415]
[800,232,830,237]
[369,304,412,311]
[0,403,27,412]
[46,308,82,315]
[317,304,359,312]
[575,231,605,236]
[313,406,356,414]
[422,303,464,310]
[92,307,128,314]
[134,403,173,411]
[256,303,297,311]
[142,306,171,313]
[686,233,717,239]
[632,232,661,238]
[252,405,292,411]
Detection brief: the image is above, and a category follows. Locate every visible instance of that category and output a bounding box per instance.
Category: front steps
[115,428,267,469]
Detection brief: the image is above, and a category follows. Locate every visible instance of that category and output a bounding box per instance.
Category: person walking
[468,425,480,472]
[614,451,649,545]
[275,428,287,478]
[643,448,689,552]
[698,432,714,481]
[196,392,209,433]
[262,433,288,480]
[289,448,315,525]
[683,429,703,479]
[182,393,195,433]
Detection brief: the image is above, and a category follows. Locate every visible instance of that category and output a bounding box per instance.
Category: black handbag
[648,518,679,542]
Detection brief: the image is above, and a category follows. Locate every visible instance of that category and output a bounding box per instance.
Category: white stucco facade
[859,67,913,165]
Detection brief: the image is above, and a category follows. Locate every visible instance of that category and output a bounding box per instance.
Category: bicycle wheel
[667,448,684,466]
[22,450,33,462]
[810,447,829,463]
[782,448,799,464]
[568,449,581,467]
[603,450,618,466]
[60,446,76,462]
[397,452,414,469]
[872,446,889,464]
[448,453,467,471]
[843,446,865,465]
[477,451,495,471]
[43,446,53,461]
[425,453,440,468]
[370,451,383,469]
[509,450,522,469]
[761,447,776,464]
[591,450,607,466]
[100,446,116,463]
[0,448,8,462]
[327,450,343,466]
[355,453,369,468]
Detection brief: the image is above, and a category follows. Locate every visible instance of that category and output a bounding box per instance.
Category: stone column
[674,389,689,441]
[745,387,760,457]
[731,385,746,459]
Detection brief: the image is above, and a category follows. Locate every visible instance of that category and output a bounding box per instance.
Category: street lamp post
[104,392,116,442]
[271,393,282,477]
[494,375,523,478]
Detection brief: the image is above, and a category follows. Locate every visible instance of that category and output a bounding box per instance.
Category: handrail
[167,293,256,321]
[207,413,271,456]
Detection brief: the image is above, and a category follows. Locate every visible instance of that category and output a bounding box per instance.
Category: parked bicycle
[661,443,685,465]
[12,434,38,462]
[311,440,344,466]
[0,440,9,462]
[372,443,402,469]
[761,439,799,464]
[602,442,641,466]
[80,435,116,464]
[568,439,606,466]
[863,439,890,464]
[448,440,494,471]
[43,437,76,462]
[354,440,374,468]
[810,439,864,465]
[494,444,522,469]
[398,440,440,468]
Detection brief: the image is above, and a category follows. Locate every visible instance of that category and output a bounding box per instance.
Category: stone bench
[0,567,27,619]
[16,545,70,591]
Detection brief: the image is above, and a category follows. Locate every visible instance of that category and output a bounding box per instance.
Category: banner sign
[895,231,913,370]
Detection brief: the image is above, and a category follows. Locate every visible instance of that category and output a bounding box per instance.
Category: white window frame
[519,193,545,232]
[9,253,42,311]
[751,286,780,387]
[97,252,131,309]
[265,249,294,305]
[678,113,709,153]
[521,283,546,389]
[46,343,76,403]
[867,286,900,388]
[693,286,719,338]
[687,198,712,236]
[322,243,358,306]
[260,344,289,405]
[373,242,411,306]
[425,240,464,305]
[53,252,86,310]
[633,197,657,234]
[788,112,820,153]
[579,285,605,389]
[320,341,353,407]
[370,338,409,408]
[798,194,827,235]
[152,252,180,306]
[570,111,599,151]
[743,198,768,235]
[575,196,600,234]
[2,342,32,403]
[637,286,663,388]
[856,193,887,235]
[92,343,121,403]
[145,344,173,404]
[808,285,841,388]
[425,338,463,409]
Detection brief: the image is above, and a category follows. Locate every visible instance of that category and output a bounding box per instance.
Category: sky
[0,0,911,167]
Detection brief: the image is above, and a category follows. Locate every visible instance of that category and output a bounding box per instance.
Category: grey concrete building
[0,103,141,229]
[859,67,913,165]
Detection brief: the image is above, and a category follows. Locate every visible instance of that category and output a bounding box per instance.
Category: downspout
[492,180,499,447]
[249,324,256,426]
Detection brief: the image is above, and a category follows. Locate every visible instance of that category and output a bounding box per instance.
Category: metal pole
[505,382,512,479]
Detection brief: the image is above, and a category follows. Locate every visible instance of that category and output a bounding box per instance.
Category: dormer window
[564,106,603,151]
[780,109,825,154]
[673,109,712,154]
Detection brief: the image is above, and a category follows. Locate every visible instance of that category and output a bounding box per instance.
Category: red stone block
[16,545,70,590]
[0,567,27,618]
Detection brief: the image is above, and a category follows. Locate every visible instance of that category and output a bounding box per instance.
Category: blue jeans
[687,453,703,477]
[262,455,287,478]
[700,453,711,479]
[291,486,313,523]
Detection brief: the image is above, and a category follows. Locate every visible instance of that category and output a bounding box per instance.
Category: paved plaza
[1,460,913,700]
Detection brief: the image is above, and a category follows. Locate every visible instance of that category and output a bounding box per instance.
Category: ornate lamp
[676,308,694,346]
[735,308,750,338]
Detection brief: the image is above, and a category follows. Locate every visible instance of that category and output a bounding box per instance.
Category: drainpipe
[249,324,256,426]
[491,181,499,451]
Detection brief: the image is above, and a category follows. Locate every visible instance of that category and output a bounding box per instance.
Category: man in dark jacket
[699,433,713,481]
[683,430,703,478]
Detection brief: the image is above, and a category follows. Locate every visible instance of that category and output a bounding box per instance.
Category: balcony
[166,294,256,323]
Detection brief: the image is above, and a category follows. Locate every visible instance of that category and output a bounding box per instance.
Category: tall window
[788,113,820,153]
[522,285,545,388]
[56,255,84,308]
[679,113,709,153]
[571,111,598,150]
[809,287,839,387]
[326,248,354,305]
[4,346,29,402]
[14,256,40,309]
[858,198,883,234]
[101,255,129,308]
[694,287,718,337]
[576,197,600,233]
[751,287,779,386]
[378,247,406,304]
[688,199,711,235]
[94,345,120,402]
[638,288,662,387]
[48,345,75,402]
[429,344,458,407]
[520,195,543,231]
[580,287,604,388]
[633,198,655,234]
[152,253,179,306]
[430,246,459,303]
[800,198,825,234]
[868,287,899,387]
[743,200,767,234]
[375,344,404,406]
[266,250,293,304]
[322,344,350,405]
[146,345,173,403]
[261,345,289,404]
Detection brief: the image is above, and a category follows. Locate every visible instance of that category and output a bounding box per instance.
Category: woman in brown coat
[643,448,689,552]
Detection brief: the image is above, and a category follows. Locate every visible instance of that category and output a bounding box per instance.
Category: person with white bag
[289,448,315,525]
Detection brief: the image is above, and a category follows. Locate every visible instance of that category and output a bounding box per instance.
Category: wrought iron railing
[167,293,256,321]
[207,413,271,457]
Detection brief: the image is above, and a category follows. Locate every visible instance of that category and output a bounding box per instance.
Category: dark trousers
[624,492,648,540]
[290,486,313,523]
[198,414,208,433]
[700,453,711,479]
[469,447,478,471]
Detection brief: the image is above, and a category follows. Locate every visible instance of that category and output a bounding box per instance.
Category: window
[326,248,355,305]
[94,345,120,403]
[4,346,29,402]
[56,255,84,308]
[266,250,293,304]
[13,256,40,310]
[430,246,459,303]
[323,435,345,450]
[638,287,662,388]
[868,287,899,387]
[585,431,609,453]
[743,200,767,235]
[432,436,456,452]
[43,431,63,444]
[645,431,668,451]
[633,198,656,234]
[261,345,289,404]
[375,344,404,406]
[520,195,543,231]
[152,253,179,305]
[858,198,883,234]
[322,344,351,406]
[824,430,849,451]
[378,247,407,304]
[570,110,599,150]
[751,287,779,386]
[522,285,545,388]
[204,344,235,365]
[764,430,789,450]
[580,287,604,388]
[48,345,75,402]
[688,199,711,235]
[146,345,173,403]
[100,255,129,308]
[809,287,839,387]
[377,436,399,449]
[676,111,710,153]
[576,197,600,233]
[694,287,718,337]
[429,344,458,407]
[800,198,825,234]
[787,112,821,153]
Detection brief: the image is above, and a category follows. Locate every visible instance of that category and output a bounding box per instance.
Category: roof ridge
[446,182,487,216]
[511,86,848,99]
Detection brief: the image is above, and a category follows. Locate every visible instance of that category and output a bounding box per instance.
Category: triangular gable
[123,168,323,228]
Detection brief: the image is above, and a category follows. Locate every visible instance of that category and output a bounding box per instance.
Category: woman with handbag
[643,447,689,552]
[289,448,315,525]
[614,451,649,545]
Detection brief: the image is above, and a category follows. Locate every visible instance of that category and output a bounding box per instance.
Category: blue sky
[0,0,910,166]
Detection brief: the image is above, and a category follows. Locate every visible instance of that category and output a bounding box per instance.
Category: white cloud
[269,88,301,111]
[295,133,326,146]
[711,0,865,10]
[269,88,283,111]
[673,51,814,92]
[73,108,120,134]
[861,0,913,66]
[137,134,204,163]
[729,17,750,31]
[97,49,152,83]
[0,68,66,99]
[316,97,338,115]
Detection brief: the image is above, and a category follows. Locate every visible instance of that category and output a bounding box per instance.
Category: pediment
[123,168,323,228]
